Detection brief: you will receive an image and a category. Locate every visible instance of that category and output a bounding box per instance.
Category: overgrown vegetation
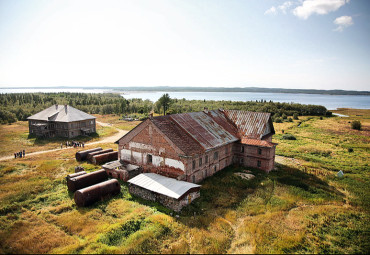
[0,108,368,254]
[351,120,362,130]
[0,93,331,124]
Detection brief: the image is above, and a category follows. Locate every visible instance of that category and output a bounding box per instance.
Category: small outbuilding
[128,173,201,212]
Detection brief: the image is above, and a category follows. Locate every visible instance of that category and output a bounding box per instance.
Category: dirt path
[0,122,128,162]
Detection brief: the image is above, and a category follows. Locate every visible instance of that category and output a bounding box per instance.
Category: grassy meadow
[0,109,369,254]
[0,116,121,158]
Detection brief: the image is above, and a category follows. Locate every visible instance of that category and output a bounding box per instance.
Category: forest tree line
[0,92,331,124]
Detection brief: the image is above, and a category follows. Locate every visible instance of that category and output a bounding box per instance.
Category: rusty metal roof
[170,111,239,151]
[223,110,271,139]
[241,138,277,148]
[152,116,204,155]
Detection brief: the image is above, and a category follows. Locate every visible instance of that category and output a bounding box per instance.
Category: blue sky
[0,0,369,90]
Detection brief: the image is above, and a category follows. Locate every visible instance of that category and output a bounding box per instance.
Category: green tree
[157,93,172,115]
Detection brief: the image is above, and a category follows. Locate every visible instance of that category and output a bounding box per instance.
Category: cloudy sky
[0,0,369,90]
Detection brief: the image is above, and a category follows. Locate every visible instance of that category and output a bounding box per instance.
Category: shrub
[274,117,283,123]
[282,134,296,140]
[351,120,361,130]
[348,148,354,153]
[319,116,323,120]
[282,113,287,119]
[293,113,299,120]
[288,117,293,122]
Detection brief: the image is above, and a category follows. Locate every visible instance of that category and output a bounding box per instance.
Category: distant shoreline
[0,86,369,96]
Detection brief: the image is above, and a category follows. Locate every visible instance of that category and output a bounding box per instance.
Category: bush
[282,134,297,140]
[351,120,361,130]
[319,116,323,120]
[282,113,287,119]
[293,113,299,120]
[348,148,354,153]
[274,117,283,123]
[288,117,293,122]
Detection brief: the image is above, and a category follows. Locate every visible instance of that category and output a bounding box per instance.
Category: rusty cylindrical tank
[67,169,108,192]
[75,147,102,161]
[74,179,121,207]
[92,151,118,165]
[86,148,114,163]
[66,171,87,180]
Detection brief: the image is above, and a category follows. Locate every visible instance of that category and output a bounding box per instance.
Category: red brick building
[116,109,276,183]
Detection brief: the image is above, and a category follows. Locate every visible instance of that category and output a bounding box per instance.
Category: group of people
[14,150,25,158]
[61,141,85,149]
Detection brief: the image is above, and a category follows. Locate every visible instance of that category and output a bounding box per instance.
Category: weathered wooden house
[27,105,96,138]
[116,109,276,184]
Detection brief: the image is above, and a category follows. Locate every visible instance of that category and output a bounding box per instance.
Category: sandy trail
[0,121,128,161]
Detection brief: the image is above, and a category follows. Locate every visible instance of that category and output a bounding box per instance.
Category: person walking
[14,152,17,159]
[23,150,25,157]
[61,143,63,149]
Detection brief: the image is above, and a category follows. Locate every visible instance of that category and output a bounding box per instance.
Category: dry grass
[0,113,369,254]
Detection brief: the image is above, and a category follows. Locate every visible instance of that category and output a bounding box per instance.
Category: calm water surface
[122,91,370,110]
[0,88,368,110]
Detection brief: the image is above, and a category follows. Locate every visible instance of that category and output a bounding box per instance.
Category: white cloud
[293,0,349,19]
[278,1,293,14]
[333,15,354,31]
[264,6,277,15]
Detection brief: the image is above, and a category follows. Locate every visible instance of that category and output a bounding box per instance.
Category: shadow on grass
[177,163,345,229]
[27,133,100,145]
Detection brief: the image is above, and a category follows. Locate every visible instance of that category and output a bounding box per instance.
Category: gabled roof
[223,110,272,139]
[27,105,96,122]
[241,138,277,148]
[128,173,200,199]
[170,111,239,151]
[116,109,275,156]
[152,116,204,155]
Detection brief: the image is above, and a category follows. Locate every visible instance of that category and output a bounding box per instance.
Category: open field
[0,115,126,158]
[0,109,369,254]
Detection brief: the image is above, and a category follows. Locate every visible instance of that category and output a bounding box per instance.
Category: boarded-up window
[214,151,218,160]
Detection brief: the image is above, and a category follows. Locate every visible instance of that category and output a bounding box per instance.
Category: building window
[257,160,261,167]
[199,158,202,167]
[205,155,208,164]
[214,165,217,173]
[225,147,228,154]
[192,175,195,183]
[204,169,207,177]
[241,146,244,153]
[258,148,262,155]
[240,158,244,164]
[147,154,152,164]
[91,120,93,124]
[213,151,218,160]
[192,160,196,170]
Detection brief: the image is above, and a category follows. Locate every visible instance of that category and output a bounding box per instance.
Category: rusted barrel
[76,147,103,161]
[66,171,87,180]
[86,148,114,163]
[92,151,118,165]
[67,169,108,192]
[74,179,121,207]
